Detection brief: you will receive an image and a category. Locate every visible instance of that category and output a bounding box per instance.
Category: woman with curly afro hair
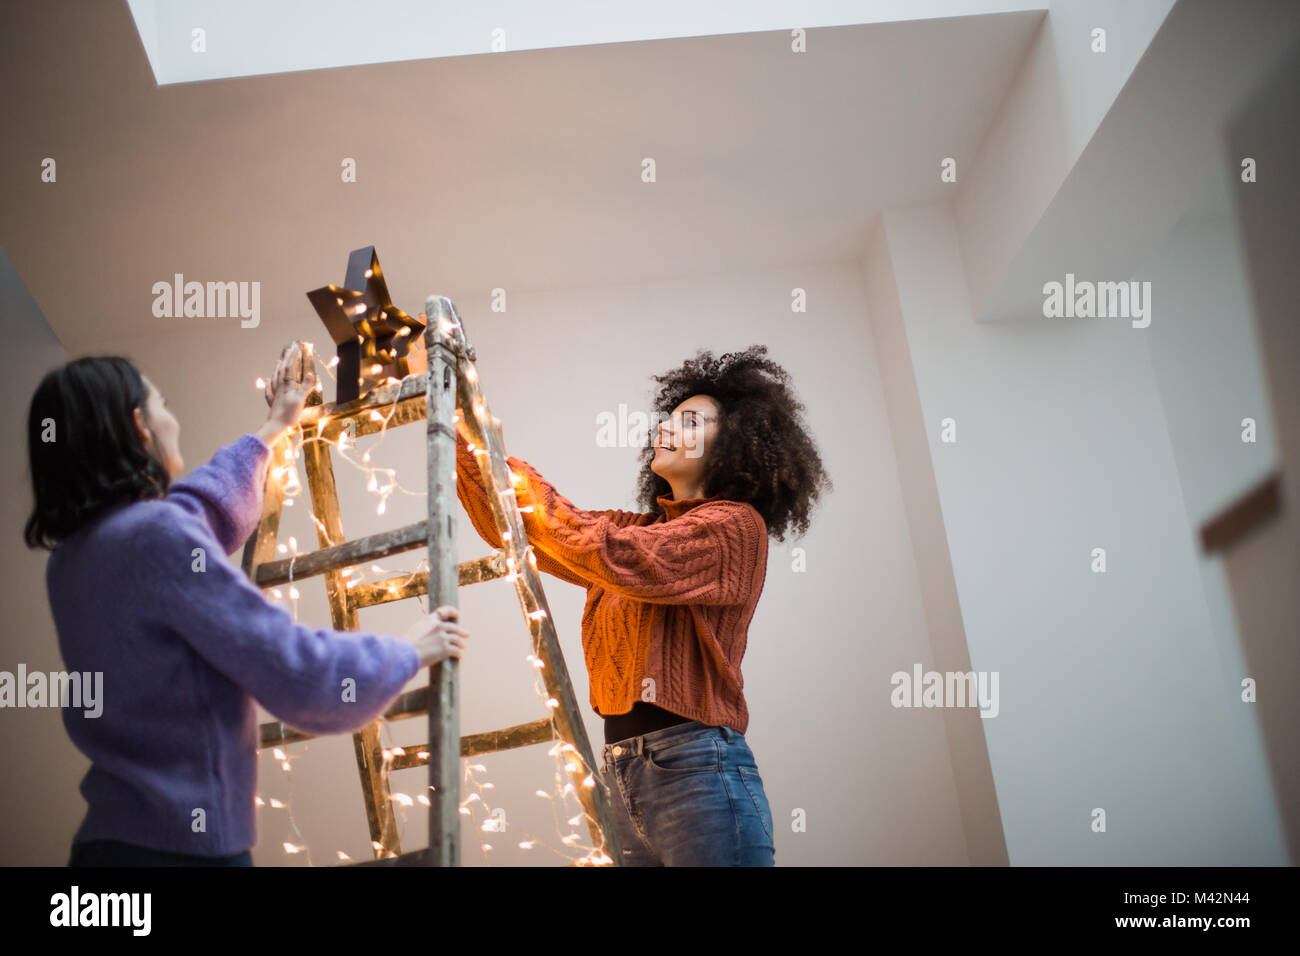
[454,343,830,866]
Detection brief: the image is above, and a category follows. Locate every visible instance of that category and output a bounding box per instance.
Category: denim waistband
[601,719,741,757]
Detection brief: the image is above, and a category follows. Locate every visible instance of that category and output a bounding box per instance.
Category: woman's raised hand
[264,342,319,430]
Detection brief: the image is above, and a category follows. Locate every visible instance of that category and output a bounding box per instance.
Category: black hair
[634,345,831,542]
[23,356,170,551]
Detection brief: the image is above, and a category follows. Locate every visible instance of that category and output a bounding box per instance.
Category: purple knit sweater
[45,432,421,857]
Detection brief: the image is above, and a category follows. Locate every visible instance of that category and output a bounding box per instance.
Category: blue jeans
[68,840,253,867]
[599,720,775,866]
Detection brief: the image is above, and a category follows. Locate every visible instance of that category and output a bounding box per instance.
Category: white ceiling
[127,0,1045,85]
[2,2,1043,350]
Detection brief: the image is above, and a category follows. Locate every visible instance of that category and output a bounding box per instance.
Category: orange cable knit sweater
[454,431,768,734]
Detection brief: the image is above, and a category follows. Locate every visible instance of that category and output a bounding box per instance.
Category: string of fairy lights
[249,332,612,866]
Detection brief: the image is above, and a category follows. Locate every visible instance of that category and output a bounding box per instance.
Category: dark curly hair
[24,356,171,551]
[633,345,830,542]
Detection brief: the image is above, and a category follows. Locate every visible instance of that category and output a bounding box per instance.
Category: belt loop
[720,726,732,743]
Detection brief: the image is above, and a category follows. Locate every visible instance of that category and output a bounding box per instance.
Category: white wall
[956,0,1177,317]
[874,200,1286,863]
[1135,188,1287,863]
[0,250,78,866]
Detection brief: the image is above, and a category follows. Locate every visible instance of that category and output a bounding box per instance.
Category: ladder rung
[254,520,428,587]
[259,684,555,752]
[347,552,509,608]
[261,685,435,747]
[387,718,556,770]
[296,375,428,437]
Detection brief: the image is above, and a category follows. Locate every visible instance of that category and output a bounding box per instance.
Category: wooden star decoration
[306,246,426,404]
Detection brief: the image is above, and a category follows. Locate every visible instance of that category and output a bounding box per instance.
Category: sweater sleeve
[164,433,273,556]
[455,430,612,589]
[508,456,764,606]
[130,502,421,736]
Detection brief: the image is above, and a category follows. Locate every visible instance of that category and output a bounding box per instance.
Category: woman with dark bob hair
[25,346,467,866]
[453,342,830,865]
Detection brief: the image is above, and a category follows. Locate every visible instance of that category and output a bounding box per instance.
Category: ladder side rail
[442,308,623,866]
[424,321,462,866]
[299,393,403,860]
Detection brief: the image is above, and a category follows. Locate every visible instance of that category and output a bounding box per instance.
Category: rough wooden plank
[424,311,462,867]
[253,520,428,587]
[295,375,428,431]
[300,398,402,860]
[449,340,623,866]
[346,552,508,609]
[1200,471,1282,553]
[260,695,553,753]
[388,718,556,770]
[240,429,294,578]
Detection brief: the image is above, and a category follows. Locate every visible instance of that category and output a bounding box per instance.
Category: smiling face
[651,394,721,500]
[132,375,184,479]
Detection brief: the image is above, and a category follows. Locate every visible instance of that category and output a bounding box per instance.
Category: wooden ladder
[240,296,623,866]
